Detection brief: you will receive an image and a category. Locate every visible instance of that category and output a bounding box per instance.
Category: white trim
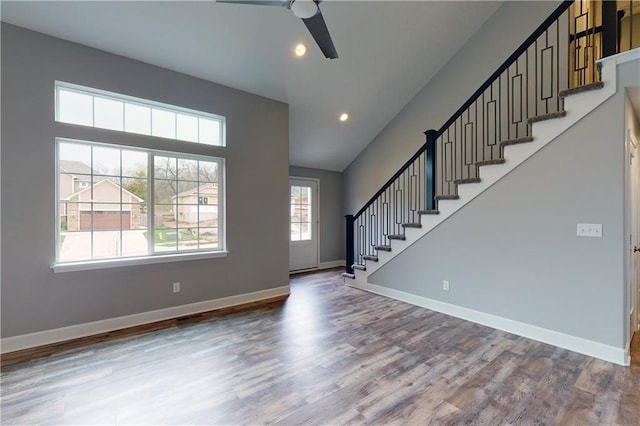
[347,281,629,366]
[319,260,346,269]
[289,176,320,271]
[289,260,346,275]
[596,46,640,67]
[1,285,290,354]
[52,250,229,273]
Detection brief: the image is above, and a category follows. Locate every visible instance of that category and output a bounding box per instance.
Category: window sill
[52,250,229,273]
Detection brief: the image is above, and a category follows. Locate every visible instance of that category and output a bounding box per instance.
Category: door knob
[635,246,640,253]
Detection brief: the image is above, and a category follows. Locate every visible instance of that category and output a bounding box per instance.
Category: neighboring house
[172,182,218,226]
[59,160,144,231]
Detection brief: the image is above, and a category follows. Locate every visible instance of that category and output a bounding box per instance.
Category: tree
[123,168,147,201]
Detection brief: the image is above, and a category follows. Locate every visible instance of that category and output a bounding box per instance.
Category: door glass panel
[290,185,312,242]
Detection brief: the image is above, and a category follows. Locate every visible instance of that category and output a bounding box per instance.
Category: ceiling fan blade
[216,0,289,7]
[302,9,338,59]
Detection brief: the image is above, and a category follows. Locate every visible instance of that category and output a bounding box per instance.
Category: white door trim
[289,176,320,272]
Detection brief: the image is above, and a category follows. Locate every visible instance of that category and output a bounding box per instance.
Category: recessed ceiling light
[339,113,349,122]
[294,43,306,57]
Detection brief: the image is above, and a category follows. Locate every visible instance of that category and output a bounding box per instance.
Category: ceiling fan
[216,0,338,59]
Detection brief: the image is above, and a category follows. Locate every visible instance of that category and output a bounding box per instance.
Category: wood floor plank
[1,269,639,425]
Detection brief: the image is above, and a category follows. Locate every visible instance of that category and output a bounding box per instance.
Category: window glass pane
[199,161,218,182]
[199,118,220,145]
[56,83,225,146]
[123,227,148,257]
[198,228,218,249]
[122,177,147,202]
[177,204,198,227]
[93,146,121,176]
[299,205,311,223]
[91,175,122,204]
[94,97,124,131]
[57,138,224,264]
[122,150,147,178]
[152,108,176,139]
[154,156,177,180]
[153,218,177,252]
[290,222,301,241]
[177,114,198,142]
[178,228,198,251]
[58,89,93,126]
[154,179,177,203]
[124,104,151,135]
[59,141,92,169]
[178,158,198,180]
[300,222,311,241]
[92,230,122,258]
[198,202,217,226]
[300,187,311,204]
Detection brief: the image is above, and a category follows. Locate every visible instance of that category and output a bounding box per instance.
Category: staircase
[344,75,615,282]
[343,0,634,282]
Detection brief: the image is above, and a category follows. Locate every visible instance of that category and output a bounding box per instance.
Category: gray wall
[370,60,640,348]
[289,166,344,263]
[1,24,290,338]
[343,1,560,214]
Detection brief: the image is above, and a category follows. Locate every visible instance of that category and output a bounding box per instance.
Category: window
[57,139,224,265]
[55,82,225,146]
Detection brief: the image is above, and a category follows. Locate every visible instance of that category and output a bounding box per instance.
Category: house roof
[60,160,92,181]
[0,1,503,171]
[63,178,144,202]
[173,182,218,199]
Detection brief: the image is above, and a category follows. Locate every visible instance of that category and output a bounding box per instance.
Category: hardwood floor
[1,269,639,425]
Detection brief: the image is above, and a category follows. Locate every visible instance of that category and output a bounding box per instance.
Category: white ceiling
[0,0,502,171]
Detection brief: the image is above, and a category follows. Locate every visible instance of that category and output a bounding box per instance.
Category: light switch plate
[577,223,602,237]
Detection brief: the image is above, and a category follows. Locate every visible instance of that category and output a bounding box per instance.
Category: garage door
[80,211,130,230]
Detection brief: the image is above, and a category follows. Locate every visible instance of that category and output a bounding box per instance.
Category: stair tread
[342,272,355,279]
[402,223,422,228]
[388,234,406,240]
[352,264,366,271]
[476,158,506,167]
[363,255,379,262]
[418,209,440,215]
[435,194,459,200]
[454,177,481,185]
[374,245,392,251]
[559,81,604,98]
[500,136,534,147]
[528,110,566,124]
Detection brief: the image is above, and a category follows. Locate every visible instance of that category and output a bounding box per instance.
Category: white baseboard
[349,281,629,366]
[1,285,290,354]
[319,260,346,269]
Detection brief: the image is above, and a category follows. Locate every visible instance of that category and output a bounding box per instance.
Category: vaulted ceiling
[1,1,503,171]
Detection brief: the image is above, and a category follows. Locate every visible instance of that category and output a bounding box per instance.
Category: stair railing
[345,0,629,274]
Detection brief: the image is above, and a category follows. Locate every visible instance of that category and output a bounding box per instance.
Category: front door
[289,178,319,272]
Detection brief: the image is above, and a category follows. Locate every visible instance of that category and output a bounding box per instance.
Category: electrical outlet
[443,280,450,291]
[172,282,180,293]
[577,223,603,238]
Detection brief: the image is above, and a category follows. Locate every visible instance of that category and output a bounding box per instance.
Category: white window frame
[53,138,227,273]
[55,81,226,147]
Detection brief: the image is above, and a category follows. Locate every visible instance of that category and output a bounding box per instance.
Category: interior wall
[370,59,640,349]
[289,166,344,264]
[1,24,290,338]
[343,1,560,214]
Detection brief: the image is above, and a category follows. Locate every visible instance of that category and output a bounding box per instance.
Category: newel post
[601,1,618,58]
[345,214,355,274]
[424,129,438,211]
